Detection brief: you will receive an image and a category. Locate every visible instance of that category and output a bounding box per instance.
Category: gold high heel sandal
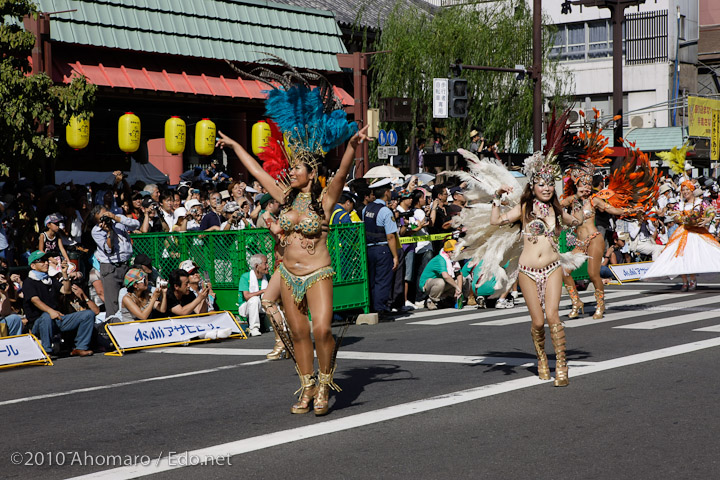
[549,323,569,387]
[592,289,605,319]
[314,368,341,416]
[530,326,551,380]
[266,331,285,360]
[262,300,292,360]
[291,368,316,414]
[566,281,584,319]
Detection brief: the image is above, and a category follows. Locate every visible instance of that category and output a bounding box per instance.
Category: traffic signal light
[448,78,468,118]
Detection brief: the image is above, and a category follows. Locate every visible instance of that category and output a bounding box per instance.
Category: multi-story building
[545,1,698,138]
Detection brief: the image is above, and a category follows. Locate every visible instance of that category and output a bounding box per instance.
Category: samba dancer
[217,57,367,415]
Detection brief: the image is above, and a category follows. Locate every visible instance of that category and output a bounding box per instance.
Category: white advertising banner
[106,311,242,354]
[608,262,654,283]
[0,334,51,368]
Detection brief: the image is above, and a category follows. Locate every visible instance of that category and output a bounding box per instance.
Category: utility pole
[564,0,646,151]
[533,0,542,152]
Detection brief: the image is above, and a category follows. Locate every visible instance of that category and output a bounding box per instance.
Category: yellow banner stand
[104,311,247,357]
[0,334,54,370]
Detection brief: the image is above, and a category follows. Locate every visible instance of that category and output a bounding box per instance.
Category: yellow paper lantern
[66,115,90,150]
[251,120,271,156]
[195,118,216,156]
[165,116,186,155]
[118,112,141,153]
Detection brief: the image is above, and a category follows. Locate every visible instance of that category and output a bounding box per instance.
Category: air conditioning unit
[630,113,654,128]
[567,108,604,124]
[567,109,581,124]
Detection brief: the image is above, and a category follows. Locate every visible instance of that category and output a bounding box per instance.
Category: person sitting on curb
[179,260,218,312]
[23,251,95,357]
[418,240,467,310]
[237,254,270,337]
[167,268,210,317]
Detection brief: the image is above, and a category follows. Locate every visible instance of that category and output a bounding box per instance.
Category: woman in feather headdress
[217,56,369,416]
[559,111,654,319]
[640,179,720,289]
[452,110,584,387]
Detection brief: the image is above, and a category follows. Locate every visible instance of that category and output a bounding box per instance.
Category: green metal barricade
[558,230,590,281]
[130,224,369,314]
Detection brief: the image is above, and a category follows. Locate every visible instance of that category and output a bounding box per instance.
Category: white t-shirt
[413,208,431,251]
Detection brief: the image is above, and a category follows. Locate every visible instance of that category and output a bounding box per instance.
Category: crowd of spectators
[1,154,719,355]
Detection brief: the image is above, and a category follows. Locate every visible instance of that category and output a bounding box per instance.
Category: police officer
[363,178,399,316]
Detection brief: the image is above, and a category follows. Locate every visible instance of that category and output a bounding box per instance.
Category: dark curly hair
[281,162,325,219]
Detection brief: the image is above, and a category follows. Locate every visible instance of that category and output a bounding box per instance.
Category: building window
[625,10,668,65]
[551,20,623,62]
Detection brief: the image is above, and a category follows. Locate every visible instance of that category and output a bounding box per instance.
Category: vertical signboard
[433,78,448,119]
[712,110,720,161]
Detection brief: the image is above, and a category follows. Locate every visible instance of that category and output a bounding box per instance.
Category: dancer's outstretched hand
[216,131,238,149]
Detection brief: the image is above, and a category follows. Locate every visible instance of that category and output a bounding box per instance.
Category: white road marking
[150,347,596,367]
[693,324,720,332]
[66,336,720,480]
[615,310,720,330]
[412,291,626,326]
[0,359,269,407]
[472,291,650,327]
[563,292,689,328]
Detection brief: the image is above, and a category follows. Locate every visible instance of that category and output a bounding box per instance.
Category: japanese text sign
[105,311,243,355]
[0,334,52,369]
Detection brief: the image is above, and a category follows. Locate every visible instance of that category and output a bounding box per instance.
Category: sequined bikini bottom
[278,263,335,309]
[575,231,600,254]
[519,261,561,309]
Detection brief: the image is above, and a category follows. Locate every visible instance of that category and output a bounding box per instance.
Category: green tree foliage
[370,0,570,153]
[0,0,96,176]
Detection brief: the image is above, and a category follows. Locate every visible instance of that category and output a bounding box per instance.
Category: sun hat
[123,268,147,288]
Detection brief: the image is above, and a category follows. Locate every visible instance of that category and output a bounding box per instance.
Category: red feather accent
[257,120,289,180]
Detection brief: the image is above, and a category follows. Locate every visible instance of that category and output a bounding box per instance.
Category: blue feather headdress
[226,54,358,172]
[265,85,358,171]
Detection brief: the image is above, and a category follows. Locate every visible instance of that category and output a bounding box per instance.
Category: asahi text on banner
[105,311,243,355]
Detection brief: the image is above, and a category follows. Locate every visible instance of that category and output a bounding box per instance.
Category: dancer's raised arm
[323,125,370,212]
[216,131,287,203]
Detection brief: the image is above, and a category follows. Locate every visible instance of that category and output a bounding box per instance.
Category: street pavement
[3,278,720,479]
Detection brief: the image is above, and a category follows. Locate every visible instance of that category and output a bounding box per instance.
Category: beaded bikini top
[522,200,559,251]
[278,192,322,236]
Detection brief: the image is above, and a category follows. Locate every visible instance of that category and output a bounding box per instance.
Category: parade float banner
[0,334,53,369]
[608,261,654,283]
[104,311,245,356]
[688,96,720,138]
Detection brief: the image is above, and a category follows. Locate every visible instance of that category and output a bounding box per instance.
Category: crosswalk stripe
[410,291,627,326]
[470,291,648,327]
[148,347,597,367]
[693,324,720,332]
[614,309,720,330]
[563,292,689,328]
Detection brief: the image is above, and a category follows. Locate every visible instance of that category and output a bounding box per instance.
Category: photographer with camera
[139,197,164,233]
[90,205,140,318]
[167,268,210,316]
[183,199,204,231]
[120,268,168,322]
[220,201,247,230]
